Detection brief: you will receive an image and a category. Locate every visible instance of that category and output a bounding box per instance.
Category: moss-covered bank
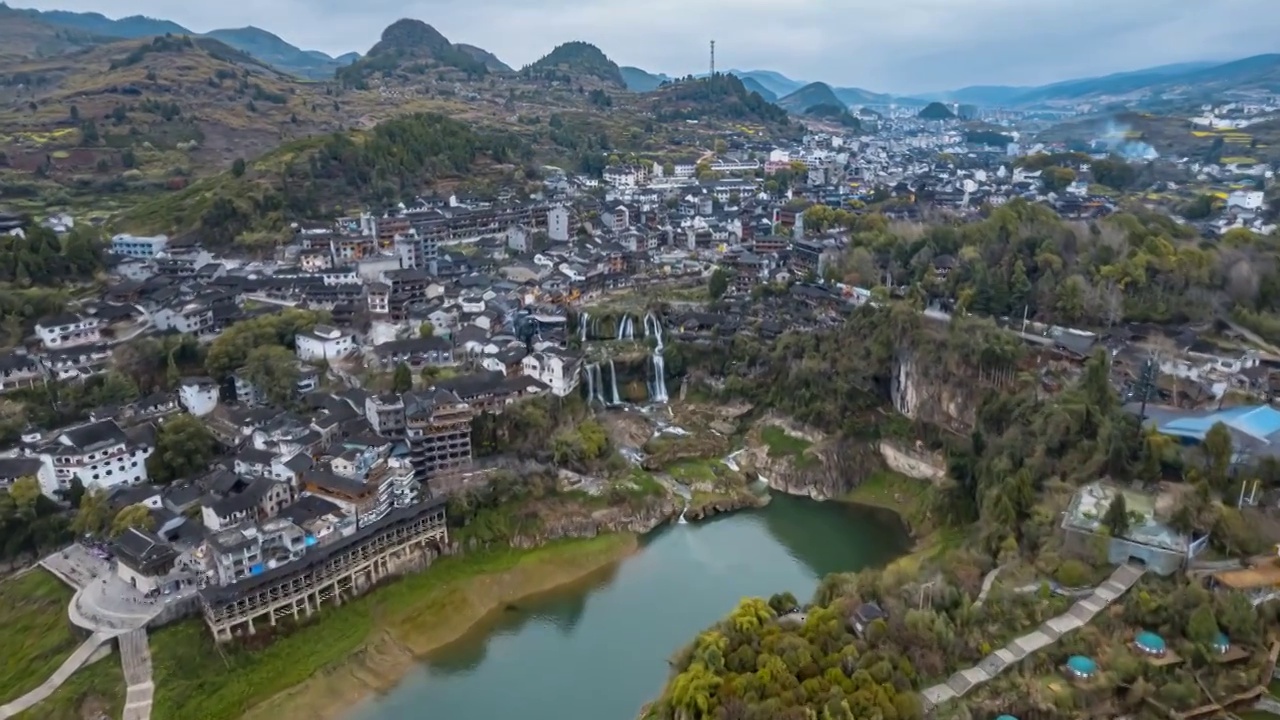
[148,534,638,720]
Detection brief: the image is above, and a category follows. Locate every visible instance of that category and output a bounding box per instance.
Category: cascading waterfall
[651,353,669,403]
[582,362,595,404]
[615,314,635,342]
[645,311,668,403]
[579,311,588,343]
[608,357,621,406]
[593,363,606,405]
[677,503,688,524]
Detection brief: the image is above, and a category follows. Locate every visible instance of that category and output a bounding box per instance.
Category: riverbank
[841,470,962,574]
[147,534,638,720]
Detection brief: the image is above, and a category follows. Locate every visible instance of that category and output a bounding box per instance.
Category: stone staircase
[120,628,155,720]
[0,630,115,719]
[921,563,1146,711]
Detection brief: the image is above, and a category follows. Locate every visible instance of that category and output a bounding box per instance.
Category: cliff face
[449,497,680,554]
[890,351,981,433]
[742,438,884,500]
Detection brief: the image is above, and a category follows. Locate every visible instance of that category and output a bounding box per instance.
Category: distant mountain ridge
[1,3,356,79]
[778,82,845,113]
[337,18,496,85]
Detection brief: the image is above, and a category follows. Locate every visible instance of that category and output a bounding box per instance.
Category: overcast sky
[17,0,1280,92]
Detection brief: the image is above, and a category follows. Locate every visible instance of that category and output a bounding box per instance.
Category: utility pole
[709,40,715,77]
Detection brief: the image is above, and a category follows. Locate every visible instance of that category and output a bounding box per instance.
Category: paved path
[972,565,1006,608]
[0,630,116,719]
[922,563,1146,711]
[120,628,155,720]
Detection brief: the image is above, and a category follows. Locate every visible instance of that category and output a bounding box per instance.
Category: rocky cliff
[450,497,681,554]
[890,352,979,433]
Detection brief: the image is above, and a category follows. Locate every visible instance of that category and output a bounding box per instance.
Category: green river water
[348,493,911,720]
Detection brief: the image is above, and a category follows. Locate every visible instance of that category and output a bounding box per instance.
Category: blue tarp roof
[1136,631,1166,651]
[1161,405,1280,443]
[1067,655,1097,675]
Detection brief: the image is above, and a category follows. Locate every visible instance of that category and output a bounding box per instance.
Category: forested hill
[524,41,626,88]
[647,74,790,128]
[119,113,530,244]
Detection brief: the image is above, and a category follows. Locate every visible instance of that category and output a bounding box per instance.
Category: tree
[419,321,434,338]
[110,504,155,537]
[1103,490,1130,538]
[66,476,86,509]
[9,477,40,515]
[708,268,729,300]
[392,362,413,393]
[72,488,111,537]
[1042,166,1076,194]
[1202,421,1233,488]
[69,105,79,121]
[121,148,136,168]
[242,345,300,406]
[147,414,218,484]
[231,158,246,177]
[1186,604,1220,646]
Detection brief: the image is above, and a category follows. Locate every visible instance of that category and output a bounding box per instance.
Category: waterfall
[646,311,664,351]
[617,314,635,342]
[608,358,621,406]
[593,363,606,405]
[579,311,588,343]
[677,503,688,524]
[582,362,595,405]
[651,352,669,403]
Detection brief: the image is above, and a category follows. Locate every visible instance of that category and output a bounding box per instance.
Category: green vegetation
[119,113,528,241]
[760,426,813,458]
[0,479,74,562]
[146,414,219,484]
[523,41,625,87]
[150,535,634,720]
[0,570,78,705]
[649,74,790,127]
[203,308,326,378]
[0,224,103,287]
[12,653,124,720]
[337,19,488,87]
[917,102,956,120]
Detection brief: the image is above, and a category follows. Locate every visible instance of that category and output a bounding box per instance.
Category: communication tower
[710,40,715,76]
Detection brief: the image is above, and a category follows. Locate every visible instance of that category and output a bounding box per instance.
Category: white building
[521,350,580,397]
[548,205,571,242]
[603,165,641,188]
[36,419,151,497]
[1227,190,1265,211]
[296,325,356,362]
[179,376,220,417]
[152,302,214,335]
[35,313,101,350]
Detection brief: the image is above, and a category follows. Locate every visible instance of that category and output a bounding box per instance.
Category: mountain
[203,27,354,79]
[804,103,861,129]
[646,74,789,128]
[454,43,510,73]
[778,82,845,114]
[0,4,104,60]
[2,4,352,80]
[930,59,1258,106]
[727,69,807,98]
[525,41,625,88]
[0,34,345,188]
[738,77,777,102]
[918,102,957,120]
[620,66,671,92]
[337,19,492,85]
[831,85,897,107]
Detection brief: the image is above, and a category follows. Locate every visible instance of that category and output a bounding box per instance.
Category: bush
[1055,559,1092,587]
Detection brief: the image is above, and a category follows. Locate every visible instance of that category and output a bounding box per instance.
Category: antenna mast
[710,40,715,76]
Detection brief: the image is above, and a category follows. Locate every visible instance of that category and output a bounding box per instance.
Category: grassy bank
[843,470,963,574]
[149,533,638,720]
[0,569,79,705]
[13,653,125,720]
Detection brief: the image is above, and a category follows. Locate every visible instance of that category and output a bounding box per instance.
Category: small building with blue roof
[1065,655,1097,679]
[1134,630,1167,657]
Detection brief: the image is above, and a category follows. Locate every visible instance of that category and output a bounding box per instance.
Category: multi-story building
[202,518,309,586]
[152,302,215,336]
[35,313,101,350]
[365,394,406,438]
[35,419,151,497]
[521,350,581,397]
[179,376,220,416]
[296,324,357,362]
[110,233,169,258]
[404,388,474,487]
[383,268,432,320]
[0,351,44,393]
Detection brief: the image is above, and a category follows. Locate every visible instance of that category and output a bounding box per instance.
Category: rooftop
[1063,481,1188,553]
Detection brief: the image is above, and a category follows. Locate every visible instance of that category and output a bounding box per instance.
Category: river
[348,493,911,720]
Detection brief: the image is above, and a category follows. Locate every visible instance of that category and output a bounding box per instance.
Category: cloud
[16,0,1280,91]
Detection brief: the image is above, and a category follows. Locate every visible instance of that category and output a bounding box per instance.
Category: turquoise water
[349,494,910,720]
